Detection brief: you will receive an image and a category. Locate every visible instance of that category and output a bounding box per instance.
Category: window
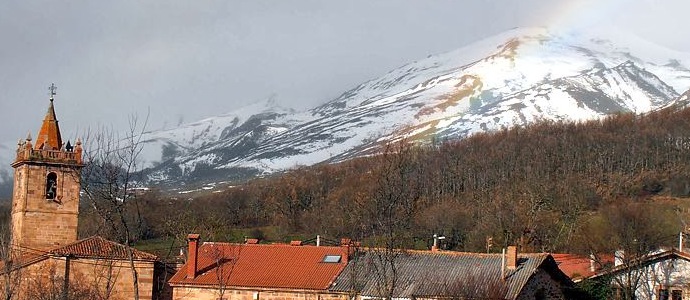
[672,290,683,300]
[323,255,341,263]
[659,287,683,300]
[46,172,57,200]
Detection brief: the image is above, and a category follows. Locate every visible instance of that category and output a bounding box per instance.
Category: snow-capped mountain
[1,27,689,194]
[138,98,299,169]
[136,27,690,186]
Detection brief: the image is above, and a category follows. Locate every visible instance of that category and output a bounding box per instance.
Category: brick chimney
[507,246,518,270]
[187,234,200,279]
[340,238,354,264]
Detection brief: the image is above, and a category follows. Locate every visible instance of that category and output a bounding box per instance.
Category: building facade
[1,89,170,300]
[169,235,350,300]
[11,92,83,252]
[587,249,690,300]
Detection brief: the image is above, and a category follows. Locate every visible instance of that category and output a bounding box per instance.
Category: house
[330,246,576,300]
[551,253,614,282]
[585,248,690,300]
[0,89,171,300]
[168,234,351,300]
[1,236,169,299]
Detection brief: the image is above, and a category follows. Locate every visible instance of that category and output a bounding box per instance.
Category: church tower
[10,85,83,252]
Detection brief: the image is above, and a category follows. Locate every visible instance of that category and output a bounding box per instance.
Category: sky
[0,0,689,146]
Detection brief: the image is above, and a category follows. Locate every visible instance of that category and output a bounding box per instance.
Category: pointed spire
[34,84,63,150]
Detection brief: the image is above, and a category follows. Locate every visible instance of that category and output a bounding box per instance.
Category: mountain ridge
[2,27,690,195]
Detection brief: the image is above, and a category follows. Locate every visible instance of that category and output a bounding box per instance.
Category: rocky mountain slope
[135,28,690,187]
[2,27,690,194]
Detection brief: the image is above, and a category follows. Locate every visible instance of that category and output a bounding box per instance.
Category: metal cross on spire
[48,83,57,101]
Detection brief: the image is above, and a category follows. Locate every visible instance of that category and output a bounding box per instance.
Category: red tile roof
[0,236,158,274]
[0,253,48,274]
[551,253,614,280]
[50,236,159,261]
[168,242,349,290]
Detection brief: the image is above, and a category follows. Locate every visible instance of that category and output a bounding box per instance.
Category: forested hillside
[79,102,690,256]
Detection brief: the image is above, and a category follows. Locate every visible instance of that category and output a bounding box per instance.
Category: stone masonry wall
[2,256,156,300]
[172,286,348,300]
[516,268,567,300]
[11,163,80,252]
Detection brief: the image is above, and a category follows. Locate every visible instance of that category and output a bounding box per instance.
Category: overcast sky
[1,0,688,145]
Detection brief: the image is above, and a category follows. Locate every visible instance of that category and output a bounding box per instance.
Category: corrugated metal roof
[330,250,554,299]
[168,242,349,290]
[50,236,159,261]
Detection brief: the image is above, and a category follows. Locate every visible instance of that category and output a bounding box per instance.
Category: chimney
[187,234,200,279]
[506,246,518,270]
[589,254,597,272]
[680,232,684,252]
[431,234,445,252]
[614,250,624,267]
[501,248,506,279]
[290,240,302,246]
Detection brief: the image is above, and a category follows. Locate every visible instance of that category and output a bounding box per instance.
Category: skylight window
[323,255,342,263]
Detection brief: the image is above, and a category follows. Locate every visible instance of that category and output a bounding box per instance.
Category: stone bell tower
[10,84,83,252]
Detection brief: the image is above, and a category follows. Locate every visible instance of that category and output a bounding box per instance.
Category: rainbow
[546,0,626,33]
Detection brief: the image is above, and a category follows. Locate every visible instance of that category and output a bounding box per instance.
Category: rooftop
[330,249,571,299]
[50,236,159,261]
[168,242,349,290]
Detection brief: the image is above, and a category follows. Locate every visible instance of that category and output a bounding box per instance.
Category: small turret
[74,138,83,164]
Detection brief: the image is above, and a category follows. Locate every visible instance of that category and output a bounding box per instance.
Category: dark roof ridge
[200,241,347,249]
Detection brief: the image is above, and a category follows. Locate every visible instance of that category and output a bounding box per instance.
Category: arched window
[46,172,57,200]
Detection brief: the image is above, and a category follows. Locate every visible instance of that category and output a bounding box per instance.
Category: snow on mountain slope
[118,28,690,185]
[138,98,299,169]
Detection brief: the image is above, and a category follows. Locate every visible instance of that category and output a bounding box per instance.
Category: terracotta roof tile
[168,242,349,290]
[0,253,49,274]
[551,253,614,281]
[49,236,158,261]
[0,236,159,274]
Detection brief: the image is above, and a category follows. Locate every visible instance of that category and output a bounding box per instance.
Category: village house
[584,248,690,300]
[551,253,614,283]
[168,234,351,300]
[330,246,577,300]
[171,233,578,300]
[0,90,171,299]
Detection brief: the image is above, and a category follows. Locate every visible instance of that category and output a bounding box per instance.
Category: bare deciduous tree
[79,112,149,300]
[0,224,21,300]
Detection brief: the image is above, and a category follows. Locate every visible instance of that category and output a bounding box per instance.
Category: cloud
[0,0,688,147]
